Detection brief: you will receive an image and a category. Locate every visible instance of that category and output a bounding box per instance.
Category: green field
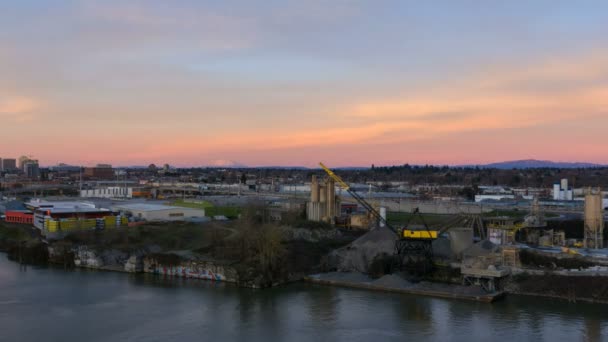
[170,199,214,209]
[386,212,455,227]
[484,209,559,219]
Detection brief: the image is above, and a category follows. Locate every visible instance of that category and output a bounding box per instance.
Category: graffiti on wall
[151,264,224,281]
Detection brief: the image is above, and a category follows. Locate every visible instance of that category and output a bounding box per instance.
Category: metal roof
[35,207,111,214]
[112,203,184,212]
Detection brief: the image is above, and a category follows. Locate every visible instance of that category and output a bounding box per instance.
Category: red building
[5,210,34,224]
[83,165,114,179]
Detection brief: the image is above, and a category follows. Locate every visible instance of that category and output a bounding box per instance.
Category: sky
[1,0,608,167]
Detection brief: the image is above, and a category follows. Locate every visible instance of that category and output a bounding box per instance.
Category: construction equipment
[320,162,438,273]
[320,162,487,274]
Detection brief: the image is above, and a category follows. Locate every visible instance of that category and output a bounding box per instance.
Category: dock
[304,273,504,303]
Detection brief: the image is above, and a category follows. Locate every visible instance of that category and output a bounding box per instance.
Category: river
[0,255,606,342]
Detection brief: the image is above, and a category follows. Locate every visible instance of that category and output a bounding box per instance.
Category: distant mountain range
[112,159,604,170]
[469,159,605,169]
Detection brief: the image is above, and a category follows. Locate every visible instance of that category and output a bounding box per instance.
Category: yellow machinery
[403,230,438,239]
[561,247,581,256]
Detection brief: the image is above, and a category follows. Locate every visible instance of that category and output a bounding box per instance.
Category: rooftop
[112,203,183,212]
[25,200,96,210]
[36,207,111,214]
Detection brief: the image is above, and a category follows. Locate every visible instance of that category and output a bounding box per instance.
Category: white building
[475,195,516,202]
[81,187,133,198]
[553,179,573,201]
[111,203,205,222]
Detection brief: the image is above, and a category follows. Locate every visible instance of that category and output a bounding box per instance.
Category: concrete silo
[584,188,604,249]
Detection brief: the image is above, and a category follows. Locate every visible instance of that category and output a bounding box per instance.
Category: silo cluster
[307,175,340,223]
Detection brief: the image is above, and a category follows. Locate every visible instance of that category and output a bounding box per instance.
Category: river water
[0,255,606,342]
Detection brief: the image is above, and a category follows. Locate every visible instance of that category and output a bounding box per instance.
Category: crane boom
[319,162,351,191]
[319,162,399,235]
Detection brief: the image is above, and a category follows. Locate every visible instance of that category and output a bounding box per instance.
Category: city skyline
[2,1,608,167]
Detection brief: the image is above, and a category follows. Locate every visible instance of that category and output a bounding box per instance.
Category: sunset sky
[1,1,608,167]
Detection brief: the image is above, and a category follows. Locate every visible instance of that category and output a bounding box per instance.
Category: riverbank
[305,272,503,302]
[0,219,363,288]
[4,220,608,305]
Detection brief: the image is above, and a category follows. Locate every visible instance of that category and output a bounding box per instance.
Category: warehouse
[111,203,205,222]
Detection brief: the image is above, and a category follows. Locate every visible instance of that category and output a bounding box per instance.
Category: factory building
[553,178,574,201]
[80,187,133,198]
[111,203,205,222]
[306,175,340,223]
[584,188,604,249]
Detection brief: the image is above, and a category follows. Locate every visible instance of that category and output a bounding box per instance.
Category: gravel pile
[372,274,413,289]
[326,227,396,273]
[462,239,498,257]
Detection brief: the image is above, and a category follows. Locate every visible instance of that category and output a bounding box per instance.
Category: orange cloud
[0,96,39,122]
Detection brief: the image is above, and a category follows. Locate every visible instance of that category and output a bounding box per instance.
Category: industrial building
[111,203,205,222]
[80,187,133,198]
[553,178,574,201]
[25,200,113,230]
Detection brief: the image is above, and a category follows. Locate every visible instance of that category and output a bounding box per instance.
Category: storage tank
[561,179,568,192]
[379,207,387,228]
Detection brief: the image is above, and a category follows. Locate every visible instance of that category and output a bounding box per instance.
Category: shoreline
[304,273,503,303]
[6,253,608,305]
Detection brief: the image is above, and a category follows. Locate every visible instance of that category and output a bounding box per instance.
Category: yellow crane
[320,162,442,273]
[320,162,438,239]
